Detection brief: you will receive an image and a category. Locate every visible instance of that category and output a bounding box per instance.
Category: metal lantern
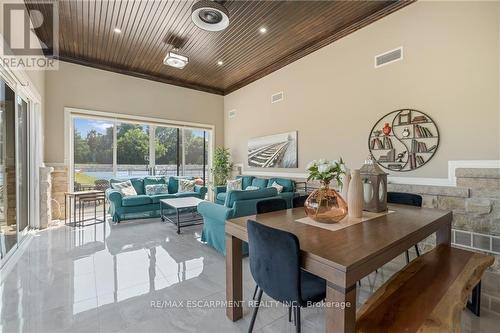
[360,157,388,212]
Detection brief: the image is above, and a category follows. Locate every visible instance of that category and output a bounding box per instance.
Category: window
[116,123,149,178]
[154,126,178,177]
[182,129,209,184]
[71,114,212,190]
[73,118,113,188]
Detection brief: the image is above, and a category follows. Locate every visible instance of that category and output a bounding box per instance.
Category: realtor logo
[1,1,58,69]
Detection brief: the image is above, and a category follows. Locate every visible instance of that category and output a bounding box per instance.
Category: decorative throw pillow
[270,181,284,193]
[112,180,137,197]
[227,179,242,192]
[245,186,260,191]
[178,179,196,193]
[145,184,169,196]
[194,178,204,185]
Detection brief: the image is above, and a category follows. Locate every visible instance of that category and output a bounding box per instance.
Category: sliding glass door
[16,95,29,236]
[72,115,212,190]
[116,123,150,178]
[0,79,30,261]
[154,126,178,177]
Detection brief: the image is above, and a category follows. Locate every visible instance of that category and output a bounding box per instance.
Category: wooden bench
[357,244,494,333]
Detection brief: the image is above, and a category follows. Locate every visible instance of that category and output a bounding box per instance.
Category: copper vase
[304,182,348,223]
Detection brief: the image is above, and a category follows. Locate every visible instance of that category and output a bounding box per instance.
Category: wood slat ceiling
[27,0,414,95]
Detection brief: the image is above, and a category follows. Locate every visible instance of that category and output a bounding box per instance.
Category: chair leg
[405,250,410,264]
[248,288,263,333]
[414,244,420,257]
[288,306,292,322]
[252,285,259,300]
[295,306,301,333]
[467,281,481,317]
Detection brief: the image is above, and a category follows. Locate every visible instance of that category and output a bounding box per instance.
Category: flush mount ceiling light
[217,60,223,66]
[113,27,122,33]
[259,27,267,34]
[163,50,189,69]
[191,0,229,32]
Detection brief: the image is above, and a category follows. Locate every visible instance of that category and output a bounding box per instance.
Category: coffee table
[160,197,204,234]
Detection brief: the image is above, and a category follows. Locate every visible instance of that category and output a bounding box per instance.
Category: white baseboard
[239,160,500,187]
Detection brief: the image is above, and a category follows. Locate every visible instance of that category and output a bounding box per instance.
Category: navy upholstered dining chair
[252,198,288,300]
[247,220,326,333]
[387,192,422,263]
[292,195,308,208]
[256,198,288,214]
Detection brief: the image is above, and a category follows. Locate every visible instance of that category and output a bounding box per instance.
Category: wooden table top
[226,204,452,272]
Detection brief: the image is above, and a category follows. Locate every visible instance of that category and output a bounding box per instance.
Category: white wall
[45,61,224,164]
[224,1,500,179]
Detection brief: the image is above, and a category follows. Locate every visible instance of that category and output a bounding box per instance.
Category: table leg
[176,209,180,234]
[325,282,356,333]
[73,196,77,227]
[64,194,67,224]
[436,217,452,245]
[226,234,243,321]
[160,202,164,222]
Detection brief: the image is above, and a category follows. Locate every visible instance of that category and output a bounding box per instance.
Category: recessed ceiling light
[259,27,267,34]
[217,60,223,66]
[113,28,122,34]
[163,51,189,69]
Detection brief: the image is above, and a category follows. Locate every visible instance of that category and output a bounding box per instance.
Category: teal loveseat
[214,175,296,207]
[106,176,207,223]
[199,187,282,255]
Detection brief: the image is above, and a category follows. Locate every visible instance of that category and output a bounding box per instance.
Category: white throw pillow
[112,180,137,197]
[226,179,242,192]
[145,184,169,196]
[245,185,260,191]
[178,179,196,193]
[270,181,284,193]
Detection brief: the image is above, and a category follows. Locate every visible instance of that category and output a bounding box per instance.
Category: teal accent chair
[199,187,281,255]
[106,176,207,223]
[214,176,296,207]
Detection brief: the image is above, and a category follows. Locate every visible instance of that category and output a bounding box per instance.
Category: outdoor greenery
[74,123,207,165]
[75,171,97,185]
[211,147,233,186]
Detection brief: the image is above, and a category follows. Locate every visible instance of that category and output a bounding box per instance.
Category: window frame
[65,107,214,191]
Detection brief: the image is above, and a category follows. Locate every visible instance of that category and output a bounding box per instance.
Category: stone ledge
[388,183,470,198]
[456,168,500,179]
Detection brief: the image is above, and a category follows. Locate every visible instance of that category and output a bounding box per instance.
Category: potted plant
[211,147,233,186]
[304,158,348,223]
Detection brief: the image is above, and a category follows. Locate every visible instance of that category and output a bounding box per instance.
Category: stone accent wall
[388,168,500,271]
[50,165,68,220]
[5,166,16,225]
[39,166,54,228]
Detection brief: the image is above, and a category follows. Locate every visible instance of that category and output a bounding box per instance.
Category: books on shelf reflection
[370,136,393,150]
[414,124,433,138]
[409,154,426,169]
[378,149,395,163]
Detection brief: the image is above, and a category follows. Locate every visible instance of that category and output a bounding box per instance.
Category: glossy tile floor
[1,216,499,333]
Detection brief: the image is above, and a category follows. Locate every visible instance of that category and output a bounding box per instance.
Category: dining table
[224,204,452,333]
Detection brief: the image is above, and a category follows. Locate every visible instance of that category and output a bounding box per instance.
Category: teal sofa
[199,187,282,255]
[106,176,207,223]
[214,175,296,207]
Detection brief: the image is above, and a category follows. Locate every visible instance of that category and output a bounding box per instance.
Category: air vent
[271,92,284,104]
[228,109,236,119]
[454,230,472,247]
[375,47,403,68]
